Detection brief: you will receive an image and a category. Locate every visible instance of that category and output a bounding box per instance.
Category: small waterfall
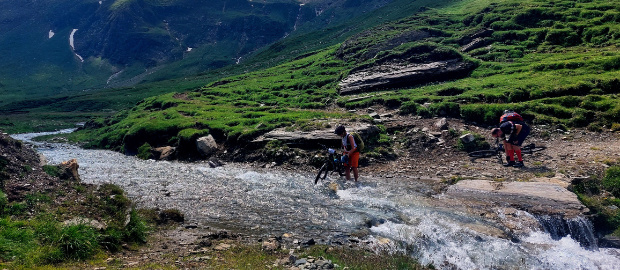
[536,215,598,249]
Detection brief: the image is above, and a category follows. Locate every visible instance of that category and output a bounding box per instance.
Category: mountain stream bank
[11,130,620,269]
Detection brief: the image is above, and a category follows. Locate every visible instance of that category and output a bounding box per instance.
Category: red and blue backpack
[500,111,524,123]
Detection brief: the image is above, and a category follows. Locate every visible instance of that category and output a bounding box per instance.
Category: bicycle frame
[315,144,345,184]
[468,138,546,164]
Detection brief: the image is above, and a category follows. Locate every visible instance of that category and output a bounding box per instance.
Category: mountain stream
[11,130,620,269]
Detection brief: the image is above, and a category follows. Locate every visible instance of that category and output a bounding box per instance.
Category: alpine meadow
[1,0,620,268]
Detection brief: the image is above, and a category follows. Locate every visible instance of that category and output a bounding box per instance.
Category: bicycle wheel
[315,164,328,184]
[522,143,547,154]
[468,150,498,158]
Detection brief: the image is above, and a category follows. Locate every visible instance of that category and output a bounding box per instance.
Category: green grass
[71,48,369,152]
[0,182,149,268]
[64,0,620,155]
[573,166,620,237]
[301,245,431,270]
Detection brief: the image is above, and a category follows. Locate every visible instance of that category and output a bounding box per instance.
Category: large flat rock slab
[445,180,587,218]
[338,59,475,95]
[251,124,379,149]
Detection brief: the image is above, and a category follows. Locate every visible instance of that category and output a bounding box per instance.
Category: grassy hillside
[336,0,620,129]
[0,0,457,134]
[69,0,619,155]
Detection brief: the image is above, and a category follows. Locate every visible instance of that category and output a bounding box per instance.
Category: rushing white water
[11,130,620,269]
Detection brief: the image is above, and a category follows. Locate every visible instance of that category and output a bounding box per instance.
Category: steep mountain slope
[0,0,406,106]
[0,0,450,133]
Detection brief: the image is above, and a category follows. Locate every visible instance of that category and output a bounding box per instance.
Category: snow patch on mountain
[70,29,84,62]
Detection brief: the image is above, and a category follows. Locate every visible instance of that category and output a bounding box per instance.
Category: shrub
[545,29,581,46]
[99,184,131,223]
[55,224,99,260]
[570,109,596,127]
[603,166,620,197]
[137,142,152,160]
[399,101,419,115]
[124,210,148,243]
[100,227,124,252]
[0,191,7,216]
[428,102,460,117]
[42,165,62,178]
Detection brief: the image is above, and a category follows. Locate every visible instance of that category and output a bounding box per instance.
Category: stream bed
[12,130,620,269]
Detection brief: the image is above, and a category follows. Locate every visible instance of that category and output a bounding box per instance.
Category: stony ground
[97,111,620,269]
[5,111,619,269]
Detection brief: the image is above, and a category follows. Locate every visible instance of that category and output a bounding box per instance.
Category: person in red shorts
[334,125,360,181]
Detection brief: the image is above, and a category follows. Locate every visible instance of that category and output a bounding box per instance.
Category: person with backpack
[334,125,362,181]
[491,110,530,168]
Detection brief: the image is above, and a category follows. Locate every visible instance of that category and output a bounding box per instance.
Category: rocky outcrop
[152,146,176,160]
[459,28,494,46]
[445,180,588,218]
[59,159,80,181]
[63,217,107,230]
[460,37,490,52]
[251,124,380,149]
[338,60,476,95]
[433,117,449,131]
[196,135,218,157]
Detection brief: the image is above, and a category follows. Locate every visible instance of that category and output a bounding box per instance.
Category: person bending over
[491,121,530,168]
[334,125,359,181]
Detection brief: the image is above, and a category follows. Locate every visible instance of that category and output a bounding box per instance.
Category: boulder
[63,217,106,230]
[196,135,217,157]
[261,237,281,251]
[152,146,176,160]
[459,133,475,144]
[59,159,80,181]
[207,157,224,168]
[434,118,449,131]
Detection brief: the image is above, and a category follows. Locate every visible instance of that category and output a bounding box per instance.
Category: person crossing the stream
[334,125,361,182]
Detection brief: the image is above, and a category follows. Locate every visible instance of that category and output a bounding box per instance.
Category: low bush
[572,166,620,236]
[42,165,62,177]
[137,142,152,160]
[55,224,99,260]
[603,166,620,197]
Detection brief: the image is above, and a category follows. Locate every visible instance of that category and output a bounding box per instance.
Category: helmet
[504,109,514,114]
[334,125,345,135]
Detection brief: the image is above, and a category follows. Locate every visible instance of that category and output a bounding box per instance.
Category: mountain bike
[314,144,345,184]
[468,139,547,164]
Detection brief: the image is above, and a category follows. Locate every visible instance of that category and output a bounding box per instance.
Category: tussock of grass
[302,245,431,270]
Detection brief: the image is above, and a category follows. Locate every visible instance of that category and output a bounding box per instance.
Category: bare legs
[345,166,359,181]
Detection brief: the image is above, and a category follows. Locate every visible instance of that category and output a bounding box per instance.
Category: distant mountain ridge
[0,0,400,103]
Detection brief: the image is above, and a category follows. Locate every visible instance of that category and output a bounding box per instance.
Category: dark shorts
[510,124,530,146]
